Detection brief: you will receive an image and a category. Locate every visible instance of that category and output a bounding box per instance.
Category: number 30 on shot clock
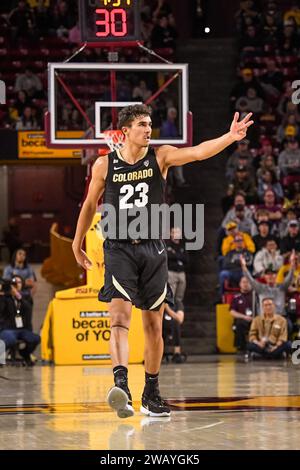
[79,0,141,43]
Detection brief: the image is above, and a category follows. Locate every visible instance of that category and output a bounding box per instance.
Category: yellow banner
[18,131,82,159]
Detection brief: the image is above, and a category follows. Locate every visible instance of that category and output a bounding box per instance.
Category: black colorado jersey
[101,147,166,240]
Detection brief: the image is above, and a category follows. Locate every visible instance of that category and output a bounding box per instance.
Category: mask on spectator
[235,204,245,211]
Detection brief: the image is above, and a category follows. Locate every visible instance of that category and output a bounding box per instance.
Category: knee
[110,311,131,329]
[144,322,162,340]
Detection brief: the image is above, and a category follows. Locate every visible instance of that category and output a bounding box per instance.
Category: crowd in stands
[0,0,180,139]
[220,0,300,359]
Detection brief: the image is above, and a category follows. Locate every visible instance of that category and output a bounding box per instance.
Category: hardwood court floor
[1,356,300,450]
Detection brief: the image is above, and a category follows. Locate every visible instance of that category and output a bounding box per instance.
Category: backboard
[46,63,192,149]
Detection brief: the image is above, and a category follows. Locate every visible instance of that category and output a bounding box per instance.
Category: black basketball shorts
[98,239,174,311]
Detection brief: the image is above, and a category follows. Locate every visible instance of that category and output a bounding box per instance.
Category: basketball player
[72,104,253,418]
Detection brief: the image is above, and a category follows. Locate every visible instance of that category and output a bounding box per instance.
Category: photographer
[0,277,40,366]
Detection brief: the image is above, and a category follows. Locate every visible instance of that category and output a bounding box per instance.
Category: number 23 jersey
[101,147,166,240]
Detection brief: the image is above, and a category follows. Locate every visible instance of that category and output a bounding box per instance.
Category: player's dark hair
[117,104,152,130]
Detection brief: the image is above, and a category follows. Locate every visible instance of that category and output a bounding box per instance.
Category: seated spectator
[260,58,284,100]
[15,105,40,130]
[257,155,280,183]
[231,165,257,204]
[226,139,253,181]
[160,107,178,138]
[230,68,264,111]
[151,15,175,49]
[240,251,296,315]
[0,279,40,366]
[239,24,262,53]
[219,235,253,295]
[14,90,31,118]
[277,252,300,297]
[276,115,300,144]
[253,220,276,251]
[222,193,255,235]
[278,137,300,177]
[9,0,36,42]
[163,302,186,363]
[247,297,291,359]
[262,12,279,46]
[132,80,152,102]
[253,238,283,277]
[3,249,37,304]
[14,68,43,99]
[257,169,284,203]
[222,222,255,256]
[284,2,300,26]
[256,189,283,233]
[230,276,254,353]
[278,209,298,238]
[235,87,265,114]
[280,219,300,260]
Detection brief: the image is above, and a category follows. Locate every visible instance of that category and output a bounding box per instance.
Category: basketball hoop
[103,130,125,152]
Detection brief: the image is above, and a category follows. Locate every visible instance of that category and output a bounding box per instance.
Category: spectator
[219,235,253,295]
[256,154,280,181]
[15,105,40,130]
[231,165,257,203]
[151,15,174,49]
[278,138,300,177]
[230,68,264,111]
[160,107,178,138]
[14,68,43,99]
[240,251,295,315]
[247,297,291,359]
[226,139,253,180]
[9,0,36,42]
[253,238,283,277]
[230,276,254,353]
[276,114,300,144]
[162,302,186,363]
[0,278,40,366]
[257,169,284,203]
[167,227,188,310]
[279,209,298,237]
[132,80,152,102]
[222,194,255,235]
[236,87,265,114]
[284,2,300,26]
[14,90,31,117]
[253,220,276,251]
[3,249,37,304]
[256,189,283,231]
[222,222,255,256]
[260,58,284,99]
[280,219,300,260]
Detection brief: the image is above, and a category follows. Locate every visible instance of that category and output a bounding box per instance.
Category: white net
[103,130,125,152]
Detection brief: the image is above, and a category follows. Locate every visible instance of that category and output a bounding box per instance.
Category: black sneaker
[107,384,134,419]
[140,388,171,417]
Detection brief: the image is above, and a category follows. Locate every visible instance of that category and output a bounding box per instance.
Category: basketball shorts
[99,239,174,311]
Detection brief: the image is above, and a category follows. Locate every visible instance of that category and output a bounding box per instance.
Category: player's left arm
[157,112,254,170]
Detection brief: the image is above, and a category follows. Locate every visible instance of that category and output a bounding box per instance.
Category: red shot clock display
[79,0,141,44]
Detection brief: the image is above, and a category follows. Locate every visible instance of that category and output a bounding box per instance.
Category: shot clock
[79,0,141,44]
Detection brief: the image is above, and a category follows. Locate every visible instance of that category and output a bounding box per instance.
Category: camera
[0,278,17,295]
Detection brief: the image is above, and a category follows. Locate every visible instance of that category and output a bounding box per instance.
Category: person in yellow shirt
[276,253,300,293]
[284,3,300,26]
[221,221,255,256]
